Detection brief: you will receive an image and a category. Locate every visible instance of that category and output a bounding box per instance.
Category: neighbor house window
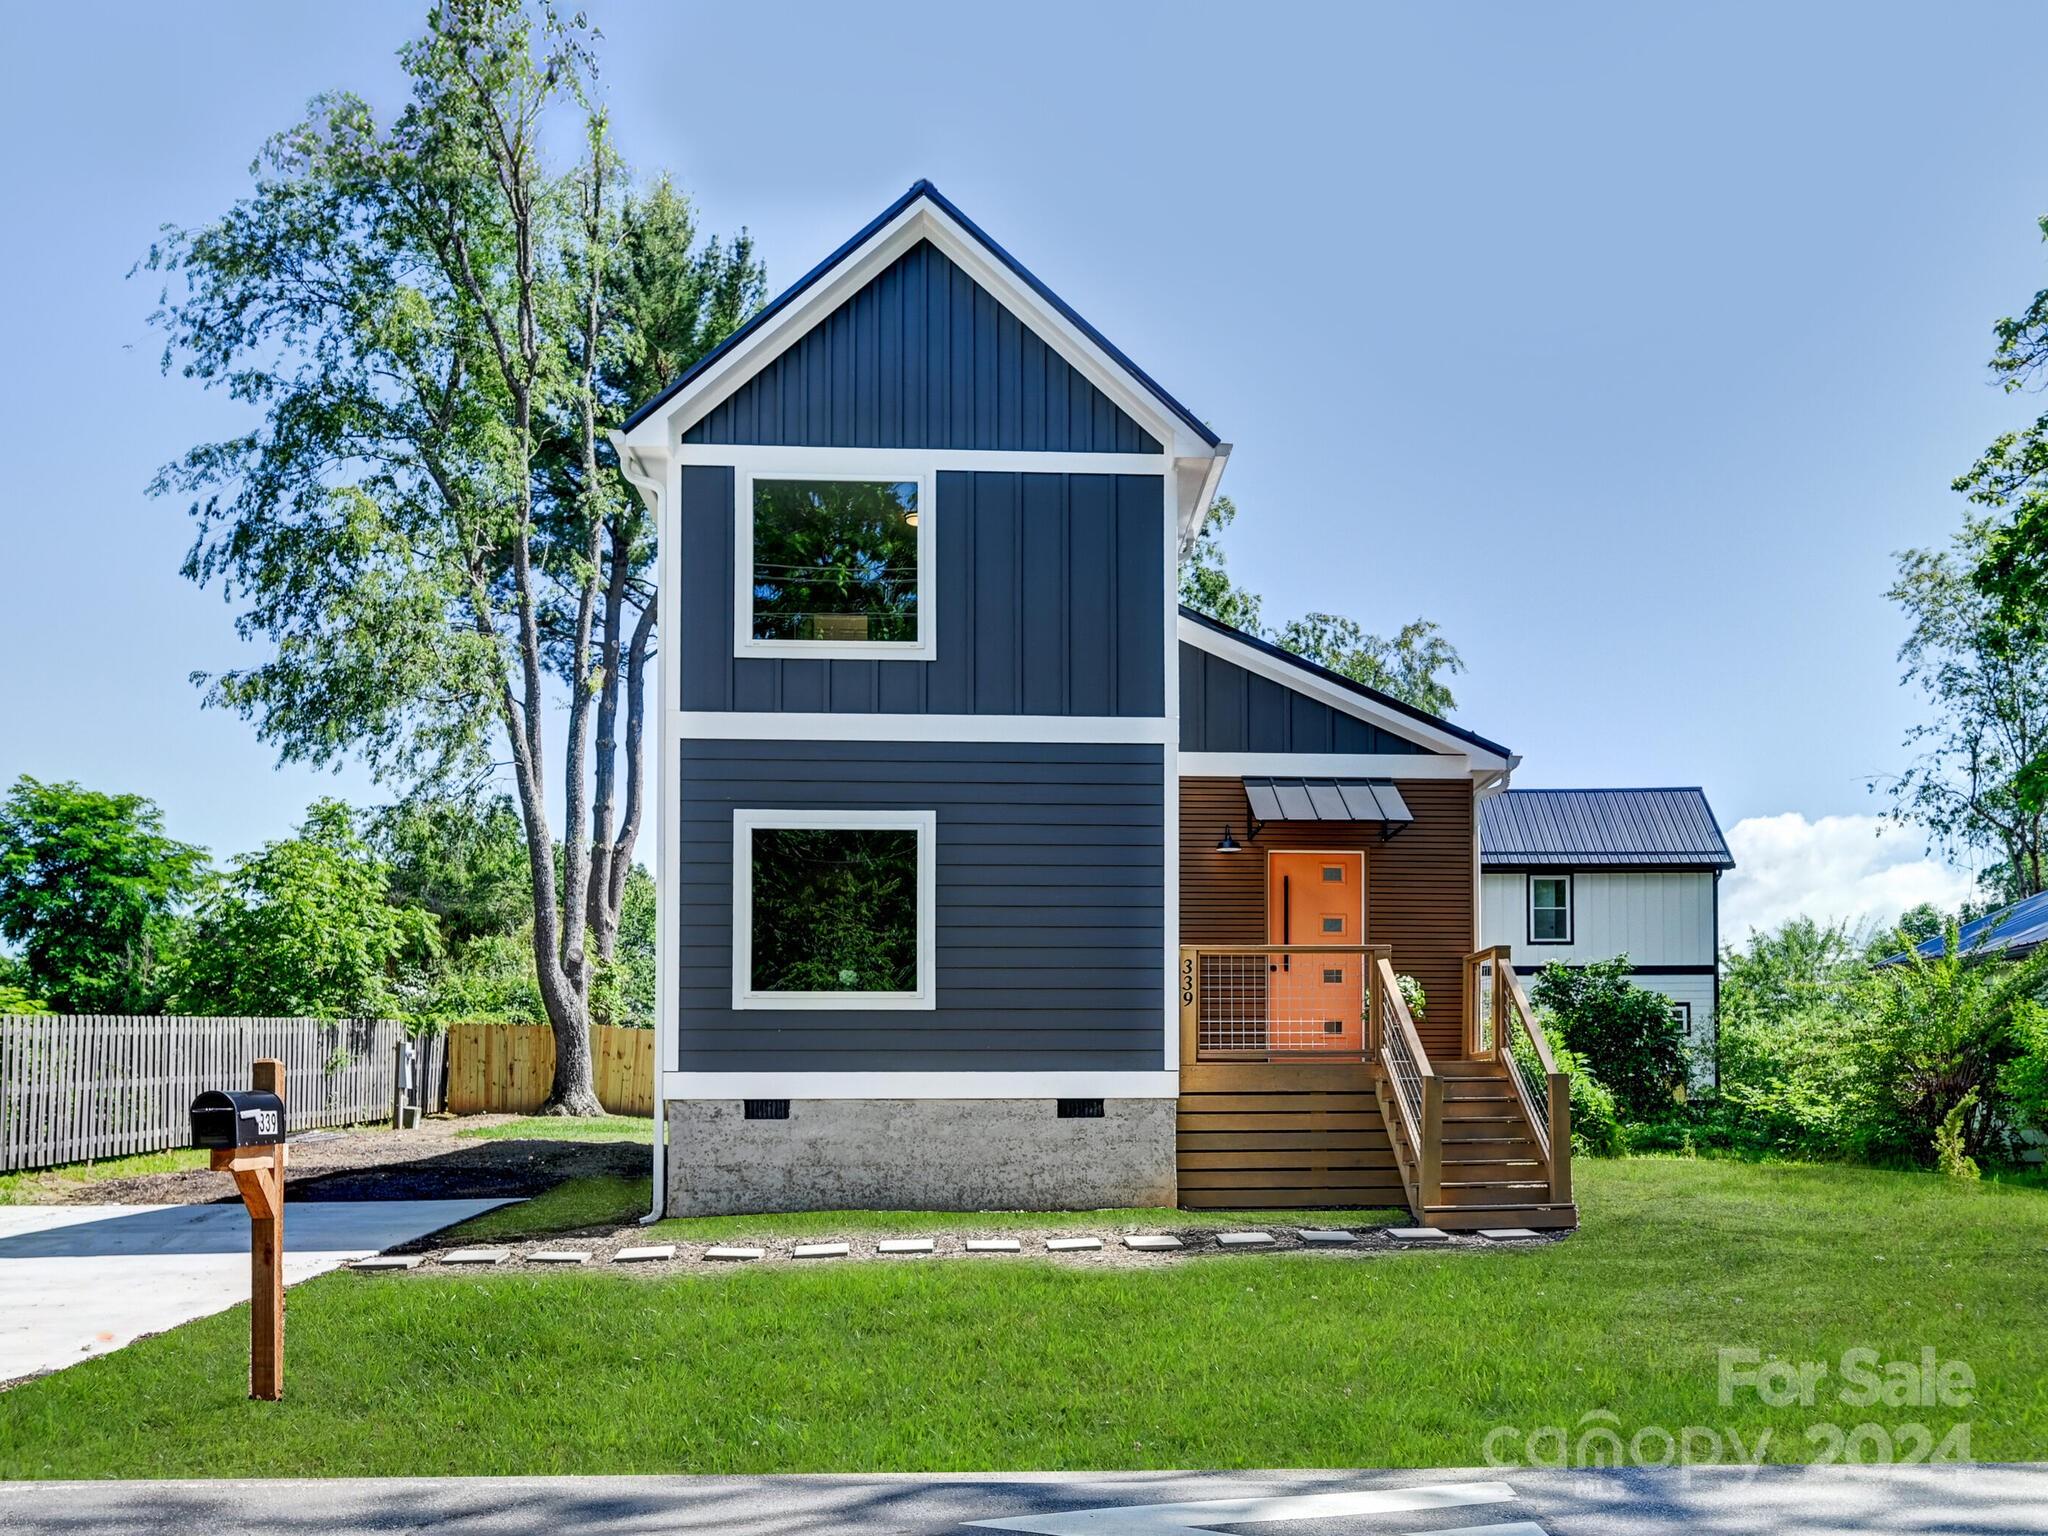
[1670,1001,1693,1036]
[738,472,934,657]
[1529,874,1573,944]
[732,809,936,1010]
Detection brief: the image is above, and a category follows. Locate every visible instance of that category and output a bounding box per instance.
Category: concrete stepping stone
[1478,1228,1542,1241]
[704,1246,764,1262]
[349,1255,421,1271]
[1217,1232,1275,1247]
[613,1244,676,1263]
[793,1242,849,1259]
[1124,1234,1183,1251]
[878,1239,935,1255]
[440,1248,509,1266]
[1297,1229,1358,1245]
[1387,1227,1449,1242]
[966,1239,1022,1253]
[1045,1237,1102,1253]
[528,1250,591,1265]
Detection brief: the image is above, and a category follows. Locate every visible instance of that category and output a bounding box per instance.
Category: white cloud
[1719,812,1980,943]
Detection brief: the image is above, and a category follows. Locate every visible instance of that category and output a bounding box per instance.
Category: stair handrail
[1373,954,1442,1208]
[1496,962,1573,1207]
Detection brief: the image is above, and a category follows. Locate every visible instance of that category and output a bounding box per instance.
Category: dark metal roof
[1244,778,1414,825]
[1478,788,1734,869]
[623,180,1221,446]
[1178,605,1515,761]
[1903,889,2048,964]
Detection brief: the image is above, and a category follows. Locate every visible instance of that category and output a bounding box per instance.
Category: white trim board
[676,444,1170,474]
[731,808,939,1011]
[1178,616,1511,770]
[678,713,1172,744]
[661,1071,1180,1100]
[735,466,936,662]
[1178,751,1474,779]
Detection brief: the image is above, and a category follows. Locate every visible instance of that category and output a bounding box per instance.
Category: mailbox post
[190,1059,288,1401]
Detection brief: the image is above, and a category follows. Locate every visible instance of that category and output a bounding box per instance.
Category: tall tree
[146,2,760,1109]
[1965,212,2048,628]
[1881,519,2048,903]
[0,776,207,1013]
[1177,494,1264,634]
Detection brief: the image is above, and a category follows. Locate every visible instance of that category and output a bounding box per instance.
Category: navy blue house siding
[684,241,1162,453]
[675,740,1165,1072]
[1178,643,1437,755]
[680,467,1166,716]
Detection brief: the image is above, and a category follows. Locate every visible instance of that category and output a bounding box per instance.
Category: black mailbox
[191,1089,286,1149]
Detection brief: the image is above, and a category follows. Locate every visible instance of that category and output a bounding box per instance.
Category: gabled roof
[1479,788,1734,869]
[1177,605,1515,764]
[622,180,1219,449]
[1901,890,2048,964]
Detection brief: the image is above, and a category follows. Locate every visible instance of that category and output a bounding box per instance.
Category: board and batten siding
[1179,776,1475,1060]
[1178,644,1436,755]
[1480,870,1717,970]
[677,740,1165,1072]
[678,467,1165,717]
[684,240,1162,453]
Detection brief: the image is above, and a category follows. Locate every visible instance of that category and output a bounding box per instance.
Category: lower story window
[733,809,937,1010]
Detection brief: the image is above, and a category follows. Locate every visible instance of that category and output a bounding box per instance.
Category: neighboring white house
[1478,788,1734,1087]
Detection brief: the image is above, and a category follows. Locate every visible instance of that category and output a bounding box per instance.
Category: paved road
[0,1200,507,1381]
[2,1464,2042,1534]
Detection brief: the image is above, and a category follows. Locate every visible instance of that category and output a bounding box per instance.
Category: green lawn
[0,1147,210,1205]
[451,1114,652,1142]
[3,1157,2044,1478]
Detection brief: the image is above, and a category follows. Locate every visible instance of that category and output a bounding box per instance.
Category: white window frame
[735,467,937,661]
[732,807,938,1011]
[1528,873,1574,945]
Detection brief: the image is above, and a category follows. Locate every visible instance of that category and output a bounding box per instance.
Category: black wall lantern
[1216,816,1264,853]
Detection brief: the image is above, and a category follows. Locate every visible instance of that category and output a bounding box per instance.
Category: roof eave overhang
[615,190,1227,541]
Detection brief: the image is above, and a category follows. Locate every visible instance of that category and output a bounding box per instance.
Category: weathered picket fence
[444,1020,654,1116]
[0,1015,448,1173]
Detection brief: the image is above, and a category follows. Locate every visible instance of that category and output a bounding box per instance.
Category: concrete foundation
[664,1098,1178,1216]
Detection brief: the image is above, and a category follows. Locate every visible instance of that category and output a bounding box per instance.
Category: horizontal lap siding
[1178,646,1436,754]
[1179,777,1474,1060]
[680,468,1163,717]
[679,741,1165,1072]
[685,240,1162,452]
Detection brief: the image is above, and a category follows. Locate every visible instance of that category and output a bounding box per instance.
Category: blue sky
[4,2,2046,933]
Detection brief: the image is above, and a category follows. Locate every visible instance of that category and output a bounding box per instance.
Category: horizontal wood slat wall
[1176,1062,1407,1209]
[444,1022,654,1117]
[0,1015,447,1173]
[1179,777,1475,1059]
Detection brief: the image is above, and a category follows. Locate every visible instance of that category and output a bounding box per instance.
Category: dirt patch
[29,1116,647,1206]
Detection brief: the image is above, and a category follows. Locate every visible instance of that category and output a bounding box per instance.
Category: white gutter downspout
[612,432,670,1226]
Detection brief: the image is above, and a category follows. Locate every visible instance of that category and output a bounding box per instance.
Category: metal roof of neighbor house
[623,180,1221,446]
[1478,788,1734,869]
[1904,889,2048,964]
[1177,605,1516,761]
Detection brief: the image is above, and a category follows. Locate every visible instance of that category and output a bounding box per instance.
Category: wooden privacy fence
[445,1021,655,1116]
[0,1015,448,1173]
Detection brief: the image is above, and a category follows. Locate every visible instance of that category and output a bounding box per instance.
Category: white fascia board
[676,712,1171,744]
[661,1070,1180,1101]
[1176,616,1509,769]
[1177,751,1473,779]
[616,195,1218,469]
[674,444,1168,472]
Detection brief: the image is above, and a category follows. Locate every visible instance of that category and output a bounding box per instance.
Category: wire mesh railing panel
[1196,951,1367,1057]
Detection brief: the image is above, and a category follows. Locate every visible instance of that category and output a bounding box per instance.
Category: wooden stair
[1409,1059,1575,1231]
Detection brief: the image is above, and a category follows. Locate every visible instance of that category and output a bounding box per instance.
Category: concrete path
[0,1464,2042,1535]
[0,1200,506,1382]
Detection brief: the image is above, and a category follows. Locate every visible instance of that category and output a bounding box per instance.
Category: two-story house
[1478,788,1734,1087]
[613,181,1576,1230]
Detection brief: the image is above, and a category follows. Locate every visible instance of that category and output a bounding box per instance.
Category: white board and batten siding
[1481,870,1717,969]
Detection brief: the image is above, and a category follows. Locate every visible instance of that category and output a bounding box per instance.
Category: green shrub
[1530,956,1689,1120]
[1510,1033,1625,1156]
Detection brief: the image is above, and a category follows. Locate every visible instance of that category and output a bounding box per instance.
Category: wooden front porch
[1176,944,1577,1230]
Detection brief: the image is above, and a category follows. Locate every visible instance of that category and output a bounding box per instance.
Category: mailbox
[190,1089,286,1149]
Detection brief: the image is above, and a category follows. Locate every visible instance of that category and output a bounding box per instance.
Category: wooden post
[1177,948,1199,1068]
[1548,1072,1573,1206]
[210,1058,286,1401]
[1419,1074,1444,1210]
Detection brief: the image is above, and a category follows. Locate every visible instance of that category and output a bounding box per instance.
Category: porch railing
[1372,952,1440,1210]
[1461,944,1573,1207]
[1177,944,1387,1062]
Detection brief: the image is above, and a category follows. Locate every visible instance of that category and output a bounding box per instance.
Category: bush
[1509,1032,1625,1156]
[1530,956,1689,1120]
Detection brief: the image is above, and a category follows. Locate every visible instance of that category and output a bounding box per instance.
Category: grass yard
[3,1157,2045,1478]
[0,1146,210,1204]
[451,1114,652,1142]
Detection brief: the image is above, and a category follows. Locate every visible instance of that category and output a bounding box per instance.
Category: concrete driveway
[0,1199,507,1383]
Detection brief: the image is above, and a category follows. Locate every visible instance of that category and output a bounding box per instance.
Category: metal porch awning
[1242,777,1414,826]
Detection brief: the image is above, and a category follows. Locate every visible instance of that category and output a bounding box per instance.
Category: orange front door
[1265,851,1365,1054]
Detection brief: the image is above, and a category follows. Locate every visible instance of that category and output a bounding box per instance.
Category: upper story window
[1529,874,1573,944]
[738,472,935,659]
